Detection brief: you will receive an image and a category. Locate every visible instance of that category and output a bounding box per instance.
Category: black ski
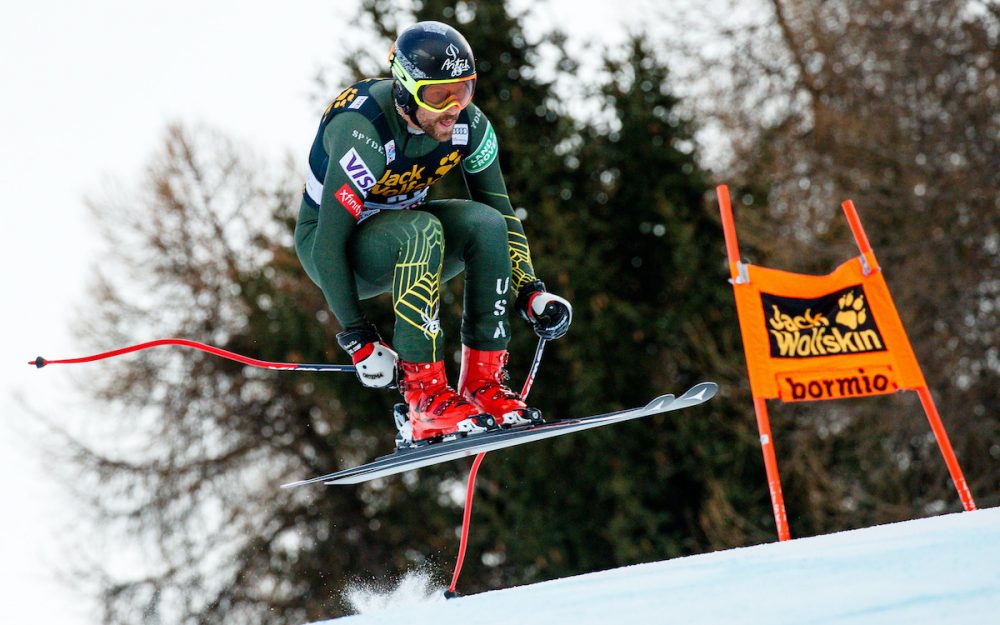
[281,381,717,488]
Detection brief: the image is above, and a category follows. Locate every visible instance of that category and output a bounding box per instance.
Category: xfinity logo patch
[452,124,469,146]
[339,148,375,196]
[335,183,364,220]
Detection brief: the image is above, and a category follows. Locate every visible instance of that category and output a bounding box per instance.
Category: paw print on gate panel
[836,291,867,330]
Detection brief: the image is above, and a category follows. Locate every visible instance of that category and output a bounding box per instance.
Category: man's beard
[417,113,458,142]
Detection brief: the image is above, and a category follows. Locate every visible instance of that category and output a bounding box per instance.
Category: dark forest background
[53,0,998,623]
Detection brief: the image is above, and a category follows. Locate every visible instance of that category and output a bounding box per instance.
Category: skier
[295,21,572,443]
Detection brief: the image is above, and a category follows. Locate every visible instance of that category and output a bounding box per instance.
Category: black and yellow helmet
[389,21,477,115]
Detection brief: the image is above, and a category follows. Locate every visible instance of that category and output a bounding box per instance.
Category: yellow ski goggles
[390,49,477,113]
[411,75,477,112]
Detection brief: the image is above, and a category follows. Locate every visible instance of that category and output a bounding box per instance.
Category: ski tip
[689,381,719,401]
[643,382,718,412]
[643,393,676,412]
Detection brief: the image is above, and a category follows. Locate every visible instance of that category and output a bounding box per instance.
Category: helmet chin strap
[392,80,417,117]
[395,102,425,134]
[392,80,427,135]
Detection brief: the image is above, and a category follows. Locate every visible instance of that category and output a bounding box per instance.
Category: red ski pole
[28,338,355,373]
[445,338,546,599]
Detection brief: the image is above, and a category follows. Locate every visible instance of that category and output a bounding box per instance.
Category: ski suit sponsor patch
[335,183,364,220]
[339,148,376,196]
[371,164,427,196]
[370,151,461,197]
[452,123,469,146]
[463,121,498,174]
[351,129,384,155]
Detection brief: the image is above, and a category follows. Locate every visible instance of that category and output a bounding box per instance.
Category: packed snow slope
[318,506,1000,625]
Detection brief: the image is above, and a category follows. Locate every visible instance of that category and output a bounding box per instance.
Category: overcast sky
[0,2,650,623]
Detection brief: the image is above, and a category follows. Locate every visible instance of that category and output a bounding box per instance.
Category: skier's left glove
[516,280,573,341]
[336,323,399,390]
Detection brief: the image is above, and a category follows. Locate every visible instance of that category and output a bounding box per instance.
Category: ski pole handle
[28,338,355,373]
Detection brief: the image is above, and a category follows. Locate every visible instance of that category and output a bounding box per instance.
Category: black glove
[515,280,573,341]
[336,324,398,389]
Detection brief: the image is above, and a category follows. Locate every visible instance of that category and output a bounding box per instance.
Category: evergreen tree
[467,37,765,587]
[674,0,1000,534]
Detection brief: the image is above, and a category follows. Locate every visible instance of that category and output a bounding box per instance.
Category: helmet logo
[441,43,471,77]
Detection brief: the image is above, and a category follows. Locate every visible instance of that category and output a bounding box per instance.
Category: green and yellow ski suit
[295,79,537,362]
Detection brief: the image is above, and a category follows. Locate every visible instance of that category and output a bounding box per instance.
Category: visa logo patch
[339,148,376,196]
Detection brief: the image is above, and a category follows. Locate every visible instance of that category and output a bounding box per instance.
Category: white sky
[0,2,648,623]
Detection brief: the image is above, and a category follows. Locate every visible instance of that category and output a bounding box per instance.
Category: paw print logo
[333,87,358,109]
[435,151,461,176]
[835,291,867,330]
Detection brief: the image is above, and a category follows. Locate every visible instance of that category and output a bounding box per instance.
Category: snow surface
[318,507,1000,624]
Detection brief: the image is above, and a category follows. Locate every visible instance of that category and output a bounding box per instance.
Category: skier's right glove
[336,324,399,390]
[516,280,573,341]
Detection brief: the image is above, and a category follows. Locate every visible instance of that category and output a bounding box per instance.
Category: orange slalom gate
[716,185,975,541]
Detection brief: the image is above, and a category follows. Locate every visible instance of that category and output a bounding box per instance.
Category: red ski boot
[399,360,497,443]
[458,346,543,427]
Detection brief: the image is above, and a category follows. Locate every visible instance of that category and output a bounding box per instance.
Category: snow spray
[343,568,447,614]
